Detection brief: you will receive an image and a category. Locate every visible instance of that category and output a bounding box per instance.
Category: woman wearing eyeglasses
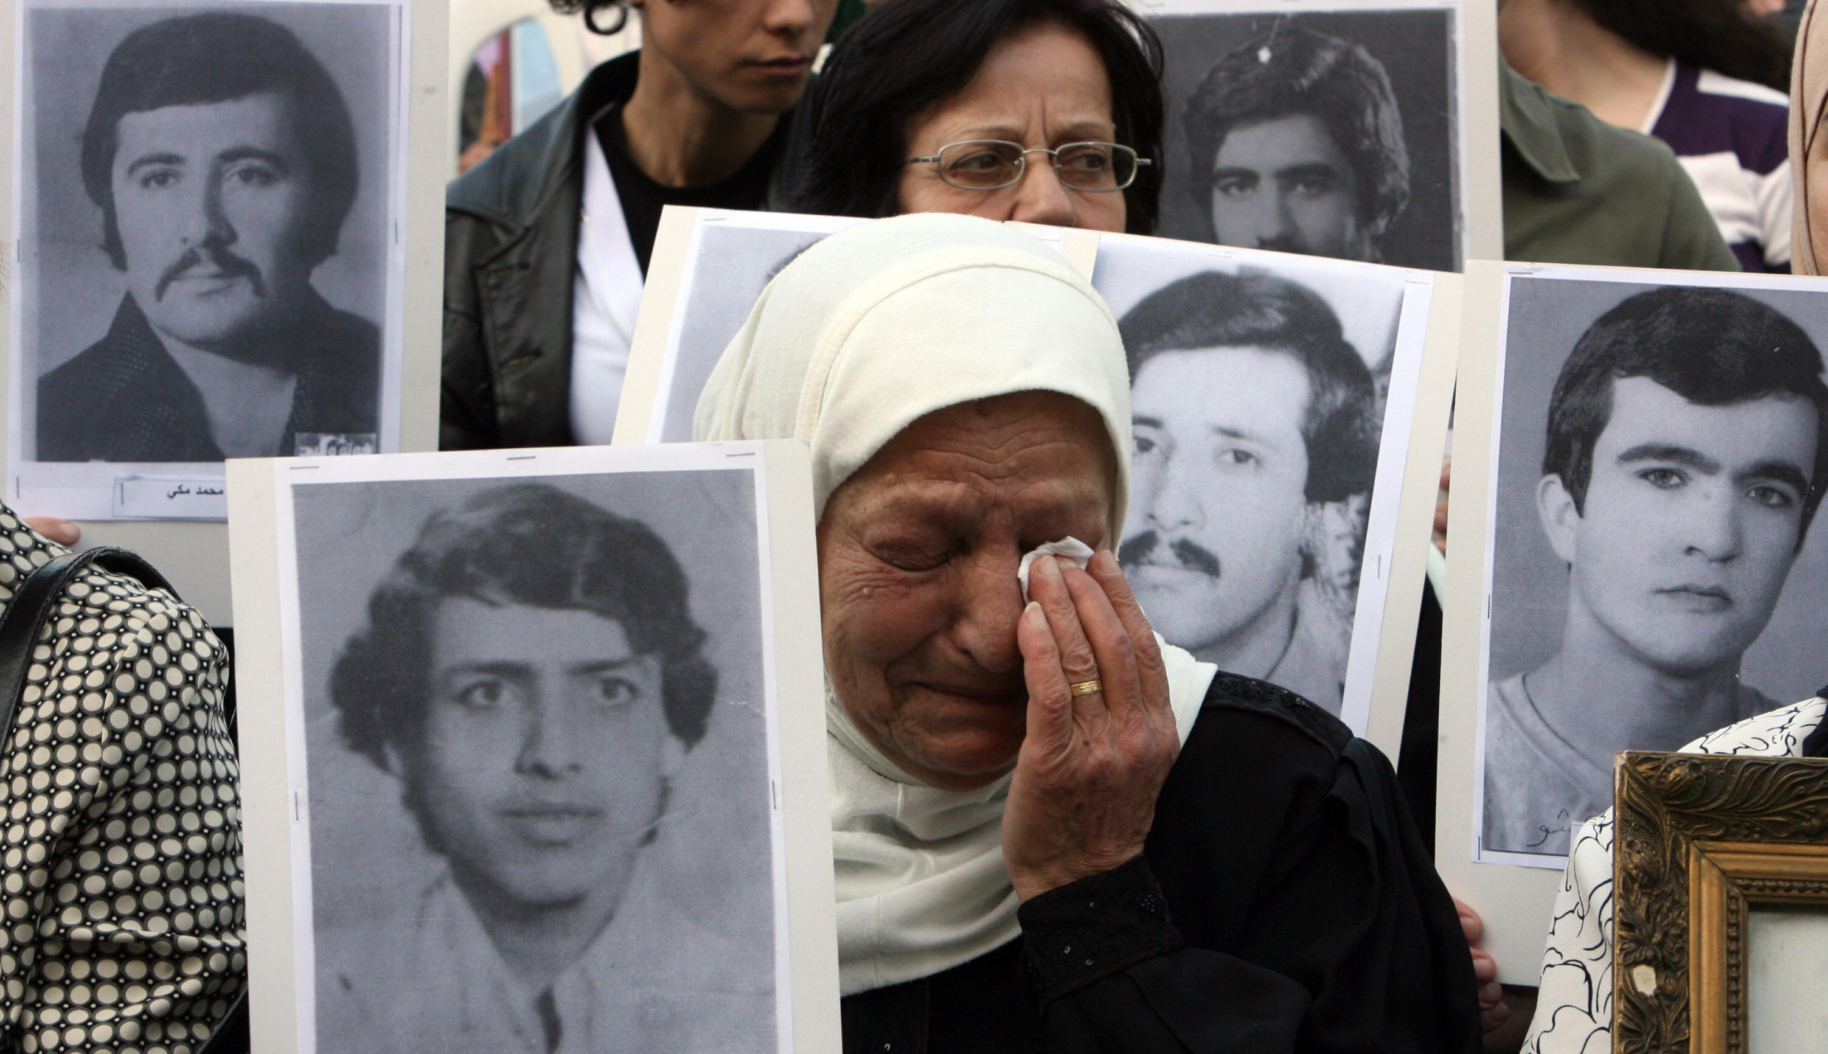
[792,0,1162,234]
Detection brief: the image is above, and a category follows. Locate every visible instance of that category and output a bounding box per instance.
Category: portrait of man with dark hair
[1144,6,1458,271]
[314,480,775,1053]
[1482,285,1828,856]
[1116,268,1380,714]
[1184,25,1408,262]
[33,8,383,464]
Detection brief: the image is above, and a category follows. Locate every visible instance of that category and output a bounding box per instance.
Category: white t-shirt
[568,130,644,446]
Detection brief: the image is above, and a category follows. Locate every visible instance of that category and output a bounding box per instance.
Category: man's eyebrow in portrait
[443,656,649,679]
[1133,413,1277,443]
[1615,443,1722,472]
[219,146,293,170]
[125,152,186,176]
[1213,160,1345,184]
[1269,162,1346,185]
[1615,442,1812,496]
[573,658,650,677]
[124,146,291,175]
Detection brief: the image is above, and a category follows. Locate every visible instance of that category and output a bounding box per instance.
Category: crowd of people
[11,0,1828,1050]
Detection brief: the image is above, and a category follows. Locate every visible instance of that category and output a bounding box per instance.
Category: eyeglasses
[903,140,1150,193]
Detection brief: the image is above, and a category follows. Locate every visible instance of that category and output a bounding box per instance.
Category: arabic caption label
[112,478,228,521]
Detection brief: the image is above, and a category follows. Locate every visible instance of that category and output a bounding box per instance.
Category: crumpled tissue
[1016,536,1096,602]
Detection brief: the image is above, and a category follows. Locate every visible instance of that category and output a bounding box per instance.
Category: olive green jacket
[1501,64,1740,271]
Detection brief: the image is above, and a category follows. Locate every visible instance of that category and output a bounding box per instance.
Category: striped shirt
[1644,61,1793,272]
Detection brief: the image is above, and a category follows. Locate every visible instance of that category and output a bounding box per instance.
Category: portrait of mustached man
[38,12,379,463]
[1116,269,1380,716]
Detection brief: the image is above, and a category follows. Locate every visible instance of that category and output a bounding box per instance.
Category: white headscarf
[695,214,1215,995]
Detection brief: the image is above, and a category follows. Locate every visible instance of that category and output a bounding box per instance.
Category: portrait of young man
[1115,269,1380,715]
[1482,285,1828,857]
[33,9,383,464]
[1145,8,1457,271]
[1183,25,1407,263]
[314,481,775,1053]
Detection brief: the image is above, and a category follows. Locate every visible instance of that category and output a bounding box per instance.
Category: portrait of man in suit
[37,11,379,463]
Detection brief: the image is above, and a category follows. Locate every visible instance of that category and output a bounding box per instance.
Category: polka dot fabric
[0,514,245,1052]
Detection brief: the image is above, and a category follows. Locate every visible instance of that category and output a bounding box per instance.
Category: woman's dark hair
[793,0,1165,234]
[330,483,718,769]
[1568,0,1791,91]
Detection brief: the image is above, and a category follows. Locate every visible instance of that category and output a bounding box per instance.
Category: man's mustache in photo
[155,242,268,301]
[1119,529,1222,579]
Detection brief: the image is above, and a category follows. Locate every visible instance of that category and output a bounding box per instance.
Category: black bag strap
[0,548,249,1053]
[0,548,175,736]
[194,990,249,1054]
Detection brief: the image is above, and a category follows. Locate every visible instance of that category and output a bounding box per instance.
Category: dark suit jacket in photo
[36,291,380,463]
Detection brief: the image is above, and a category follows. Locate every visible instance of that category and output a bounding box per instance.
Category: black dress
[841,673,1481,1053]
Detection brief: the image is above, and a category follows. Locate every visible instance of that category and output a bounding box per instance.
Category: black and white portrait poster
[8,0,409,521]
[613,208,1098,446]
[227,443,839,1053]
[1091,232,1443,736]
[1473,268,1828,866]
[1141,0,1467,272]
[615,209,867,445]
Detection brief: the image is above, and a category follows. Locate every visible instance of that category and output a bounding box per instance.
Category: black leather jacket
[441,51,801,450]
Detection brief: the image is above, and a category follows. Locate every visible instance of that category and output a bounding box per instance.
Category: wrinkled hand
[24,518,79,547]
[1457,898,1509,1034]
[1003,551,1181,901]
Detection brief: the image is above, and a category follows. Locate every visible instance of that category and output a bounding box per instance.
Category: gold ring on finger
[1069,679,1103,697]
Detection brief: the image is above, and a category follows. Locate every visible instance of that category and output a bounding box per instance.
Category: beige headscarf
[695,214,1214,995]
[1791,0,1828,275]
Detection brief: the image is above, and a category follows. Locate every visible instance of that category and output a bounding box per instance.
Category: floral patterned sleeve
[0,519,246,1053]
[1522,697,1827,1054]
[1523,811,1615,1054]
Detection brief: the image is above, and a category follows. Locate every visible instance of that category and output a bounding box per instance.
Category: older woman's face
[818,392,1115,790]
[897,22,1127,233]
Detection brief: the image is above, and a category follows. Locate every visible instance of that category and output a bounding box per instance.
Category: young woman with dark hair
[792,0,1164,234]
[1501,0,1796,271]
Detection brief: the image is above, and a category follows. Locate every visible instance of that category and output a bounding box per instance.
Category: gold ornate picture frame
[1613,751,1828,1054]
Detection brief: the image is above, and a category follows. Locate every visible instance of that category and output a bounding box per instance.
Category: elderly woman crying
[694,214,1480,1053]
